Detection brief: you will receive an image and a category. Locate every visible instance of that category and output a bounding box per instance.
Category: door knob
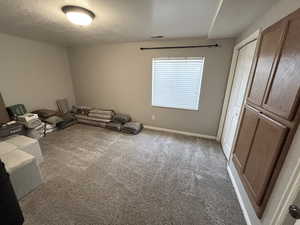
[289,205,300,219]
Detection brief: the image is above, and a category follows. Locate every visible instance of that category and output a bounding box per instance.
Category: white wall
[237,0,300,43]
[0,33,75,111]
[230,1,300,225]
[68,38,235,136]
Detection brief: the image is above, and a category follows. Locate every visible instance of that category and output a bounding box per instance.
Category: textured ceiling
[209,0,280,38]
[0,0,219,46]
[0,0,278,46]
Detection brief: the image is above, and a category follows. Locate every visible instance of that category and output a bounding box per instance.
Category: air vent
[151,35,164,39]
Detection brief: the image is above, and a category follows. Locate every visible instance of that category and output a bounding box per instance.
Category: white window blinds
[152,57,204,110]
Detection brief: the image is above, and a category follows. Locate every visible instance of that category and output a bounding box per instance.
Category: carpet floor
[20,124,246,225]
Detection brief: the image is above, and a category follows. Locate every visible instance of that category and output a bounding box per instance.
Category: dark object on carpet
[56,117,77,129]
[89,109,115,116]
[121,122,143,135]
[75,114,111,123]
[56,99,77,129]
[0,160,24,225]
[17,114,42,129]
[44,116,64,125]
[27,123,45,139]
[113,113,131,124]
[72,105,92,115]
[0,122,25,138]
[43,115,76,130]
[32,109,57,119]
[74,106,114,124]
[106,121,123,131]
[88,109,115,121]
[7,104,27,120]
[76,118,106,128]
[88,113,112,120]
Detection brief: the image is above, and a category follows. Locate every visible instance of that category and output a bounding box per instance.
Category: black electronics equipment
[0,122,25,138]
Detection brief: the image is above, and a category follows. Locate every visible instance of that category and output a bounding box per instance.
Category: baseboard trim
[227,164,253,225]
[144,125,216,140]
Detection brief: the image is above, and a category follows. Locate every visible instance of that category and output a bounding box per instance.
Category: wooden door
[232,106,259,172]
[222,40,257,160]
[247,23,285,106]
[243,114,288,205]
[263,16,300,120]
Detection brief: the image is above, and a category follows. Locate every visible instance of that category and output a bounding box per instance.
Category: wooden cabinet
[247,23,285,106]
[263,18,300,120]
[233,109,288,211]
[233,106,259,172]
[243,114,287,205]
[233,8,300,218]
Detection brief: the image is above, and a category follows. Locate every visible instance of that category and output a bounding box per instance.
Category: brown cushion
[32,109,57,119]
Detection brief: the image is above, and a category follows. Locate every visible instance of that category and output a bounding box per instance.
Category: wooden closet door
[263,17,300,120]
[243,114,288,205]
[232,106,259,172]
[232,8,300,218]
[247,23,285,106]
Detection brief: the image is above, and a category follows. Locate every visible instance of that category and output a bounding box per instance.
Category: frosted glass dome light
[62,6,95,26]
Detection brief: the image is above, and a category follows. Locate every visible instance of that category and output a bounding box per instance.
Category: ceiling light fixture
[62,5,95,26]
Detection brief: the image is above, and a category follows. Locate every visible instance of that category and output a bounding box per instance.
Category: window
[152,57,204,110]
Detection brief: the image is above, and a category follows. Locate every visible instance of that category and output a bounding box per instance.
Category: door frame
[271,157,300,225]
[217,30,260,158]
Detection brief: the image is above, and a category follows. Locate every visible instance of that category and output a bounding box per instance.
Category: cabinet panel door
[233,106,259,172]
[243,114,287,205]
[263,18,300,120]
[248,24,284,106]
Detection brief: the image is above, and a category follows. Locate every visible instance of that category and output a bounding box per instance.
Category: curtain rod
[140,44,219,50]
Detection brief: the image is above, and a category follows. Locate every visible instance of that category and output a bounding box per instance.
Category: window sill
[151,105,199,112]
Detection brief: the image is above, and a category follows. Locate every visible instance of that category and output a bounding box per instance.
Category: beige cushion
[5,135,44,165]
[1,149,34,173]
[0,141,18,156]
[5,135,37,147]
